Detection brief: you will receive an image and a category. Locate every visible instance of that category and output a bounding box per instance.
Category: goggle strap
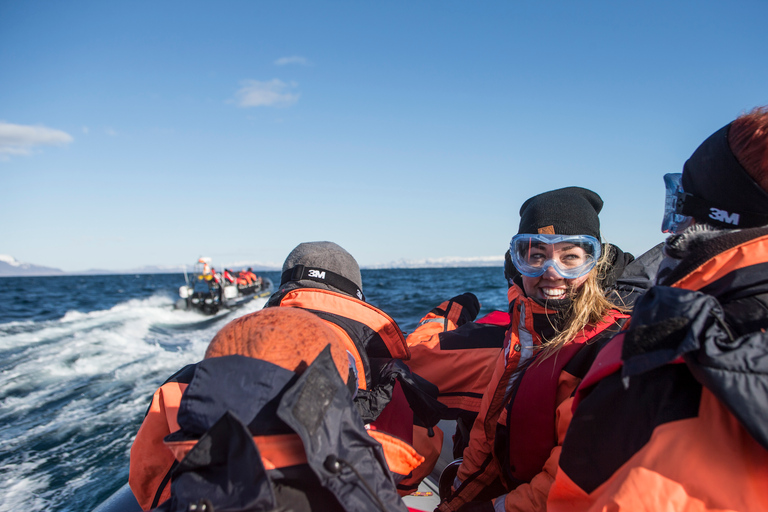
[281,265,365,302]
[678,193,768,229]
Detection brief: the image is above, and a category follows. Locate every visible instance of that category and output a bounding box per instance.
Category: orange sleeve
[129,382,186,510]
[406,300,463,344]
[436,350,509,512]
[406,303,503,414]
[397,425,445,496]
[549,389,768,512]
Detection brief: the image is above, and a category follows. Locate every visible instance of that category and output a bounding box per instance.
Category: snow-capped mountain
[0,255,65,276]
[364,255,504,269]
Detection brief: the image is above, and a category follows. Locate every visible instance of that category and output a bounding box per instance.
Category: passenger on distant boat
[548,106,768,512]
[222,268,236,284]
[246,267,258,284]
[412,187,659,512]
[202,266,221,286]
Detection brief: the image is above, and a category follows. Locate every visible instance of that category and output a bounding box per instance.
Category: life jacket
[146,350,409,512]
[550,227,768,512]
[442,285,629,512]
[129,354,423,510]
[270,288,451,427]
[498,312,626,484]
[270,288,447,495]
[492,293,628,485]
[272,287,411,390]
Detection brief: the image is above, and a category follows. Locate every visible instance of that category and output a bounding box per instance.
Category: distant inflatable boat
[174,257,274,315]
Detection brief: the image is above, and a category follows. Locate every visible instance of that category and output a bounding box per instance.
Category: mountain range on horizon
[0,254,504,277]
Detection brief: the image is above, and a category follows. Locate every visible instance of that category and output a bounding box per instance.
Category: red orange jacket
[405,298,509,419]
[548,227,768,512]
[439,284,628,512]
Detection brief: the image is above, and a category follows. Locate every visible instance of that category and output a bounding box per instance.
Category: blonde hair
[537,244,629,361]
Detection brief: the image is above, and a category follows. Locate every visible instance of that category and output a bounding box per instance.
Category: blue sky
[2,0,767,272]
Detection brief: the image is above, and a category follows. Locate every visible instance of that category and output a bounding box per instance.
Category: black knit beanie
[517,186,603,240]
[681,123,768,229]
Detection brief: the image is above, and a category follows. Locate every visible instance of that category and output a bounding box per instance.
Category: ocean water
[0,268,508,512]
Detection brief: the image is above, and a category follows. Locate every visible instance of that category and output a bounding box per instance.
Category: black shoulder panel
[438,321,508,350]
[305,309,376,386]
[164,363,198,385]
[699,261,768,304]
[559,364,701,493]
[721,294,768,337]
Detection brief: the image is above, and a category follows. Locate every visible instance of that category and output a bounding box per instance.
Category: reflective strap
[417,318,448,327]
[506,303,534,395]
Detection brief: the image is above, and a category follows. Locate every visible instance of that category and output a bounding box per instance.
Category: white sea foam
[0,293,269,512]
[0,460,51,512]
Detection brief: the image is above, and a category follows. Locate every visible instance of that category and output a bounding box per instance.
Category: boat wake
[0,293,269,512]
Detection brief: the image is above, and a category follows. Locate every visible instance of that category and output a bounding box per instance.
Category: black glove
[374,359,448,429]
[455,501,495,512]
[450,292,480,325]
[353,384,394,423]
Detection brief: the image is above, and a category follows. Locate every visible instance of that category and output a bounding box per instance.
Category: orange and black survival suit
[434,245,660,512]
[133,348,408,512]
[266,265,447,496]
[405,291,509,461]
[548,227,768,511]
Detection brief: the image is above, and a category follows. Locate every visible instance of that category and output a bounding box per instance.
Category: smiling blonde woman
[434,186,652,512]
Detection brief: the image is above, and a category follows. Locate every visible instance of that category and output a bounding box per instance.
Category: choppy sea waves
[0,268,507,512]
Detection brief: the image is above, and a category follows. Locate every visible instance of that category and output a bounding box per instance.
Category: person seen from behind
[548,106,768,511]
[265,241,447,496]
[133,307,409,512]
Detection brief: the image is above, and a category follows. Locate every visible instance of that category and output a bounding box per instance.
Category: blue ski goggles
[510,234,601,279]
[661,173,694,234]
